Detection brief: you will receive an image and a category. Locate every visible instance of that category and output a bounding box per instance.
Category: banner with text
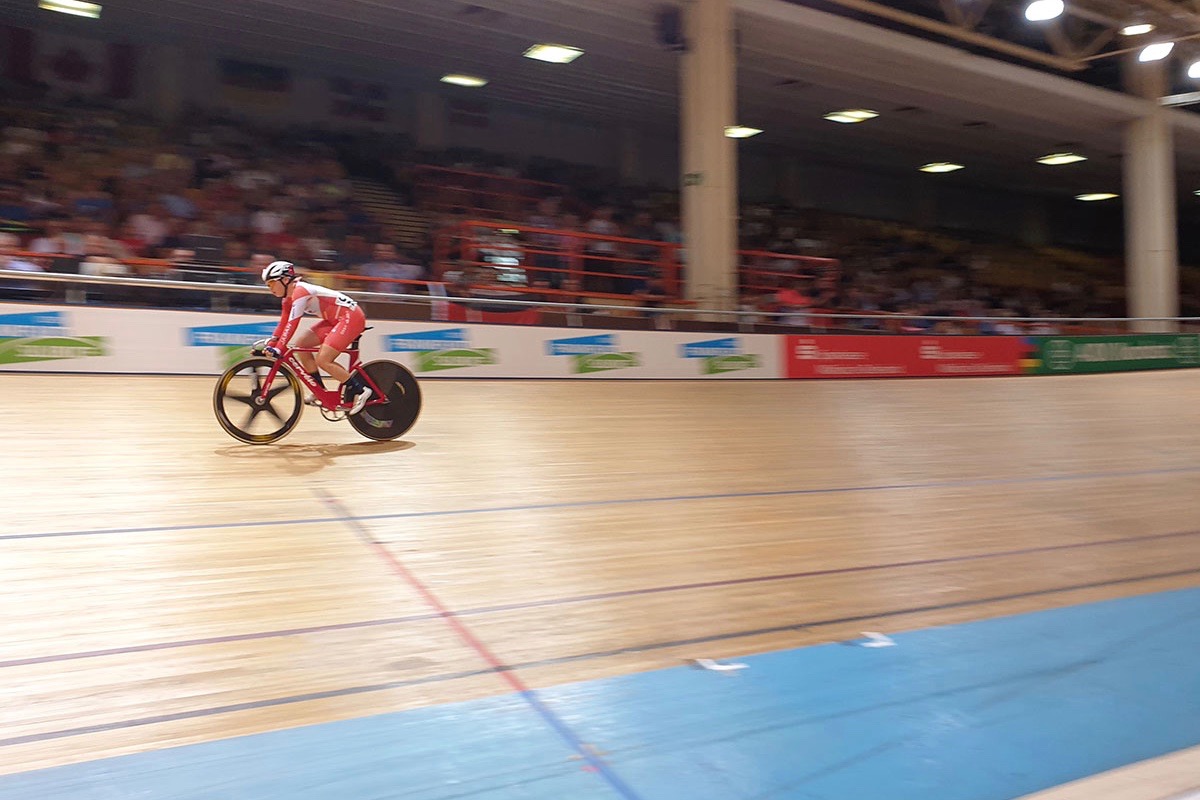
[1025,335,1200,374]
[0,303,782,379]
[785,335,1029,379]
[7,303,1198,380]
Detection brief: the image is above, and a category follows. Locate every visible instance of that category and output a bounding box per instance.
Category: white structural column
[1123,58,1178,332]
[680,0,739,309]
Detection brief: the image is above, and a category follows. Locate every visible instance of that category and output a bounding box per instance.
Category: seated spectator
[0,232,47,294]
[57,217,90,256]
[625,211,662,293]
[557,276,591,313]
[526,197,566,288]
[159,183,198,220]
[29,219,67,255]
[634,277,669,312]
[776,280,812,326]
[359,243,423,293]
[115,219,149,257]
[72,179,115,220]
[222,239,251,268]
[23,185,65,219]
[583,206,620,293]
[78,223,131,276]
[336,234,372,272]
[128,203,170,250]
[0,187,32,221]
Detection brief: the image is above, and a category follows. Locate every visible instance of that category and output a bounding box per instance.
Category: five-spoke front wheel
[212,358,303,444]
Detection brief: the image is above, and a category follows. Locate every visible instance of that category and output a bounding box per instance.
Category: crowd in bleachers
[395,145,1133,325]
[0,96,1154,327]
[0,100,424,284]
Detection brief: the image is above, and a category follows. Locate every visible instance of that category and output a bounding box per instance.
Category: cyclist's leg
[316,342,351,386]
[294,326,326,375]
[315,310,364,387]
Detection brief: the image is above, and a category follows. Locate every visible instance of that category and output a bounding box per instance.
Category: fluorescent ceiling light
[1037,152,1087,165]
[1075,192,1118,201]
[823,109,879,124]
[1024,0,1064,22]
[523,44,584,64]
[1120,23,1155,36]
[38,0,101,18]
[1189,60,1200,79]
[724,125,763,138]
[440,74,488,87]
[919,162,964,173]
[1139,41,1174,62]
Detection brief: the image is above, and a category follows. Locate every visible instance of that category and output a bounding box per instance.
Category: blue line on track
[3,563,1197,751]
[7,526,1200,671]
[6,463,1200,541]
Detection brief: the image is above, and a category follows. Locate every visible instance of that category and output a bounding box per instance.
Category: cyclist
[253,260,372,414]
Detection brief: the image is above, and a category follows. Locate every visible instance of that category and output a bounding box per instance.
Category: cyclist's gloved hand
[250,338,270,356]
[264,345,281,359]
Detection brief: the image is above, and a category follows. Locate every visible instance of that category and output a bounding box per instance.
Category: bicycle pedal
[319,406,347,422]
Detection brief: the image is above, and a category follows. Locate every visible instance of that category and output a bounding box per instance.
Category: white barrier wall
[0,304,783,379]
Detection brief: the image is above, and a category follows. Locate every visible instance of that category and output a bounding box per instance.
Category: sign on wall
[0,310,107,366]
[1025,335,1200,374]
[5,303,1199,381]
[0,304,782,379]
[784,335,1029,378]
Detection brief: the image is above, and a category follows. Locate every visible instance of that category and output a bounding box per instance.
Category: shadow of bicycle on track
[214,439,415,476]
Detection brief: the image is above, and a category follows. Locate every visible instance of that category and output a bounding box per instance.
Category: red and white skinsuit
[270,280,366,352]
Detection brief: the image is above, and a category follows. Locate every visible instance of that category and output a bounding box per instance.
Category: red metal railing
[433,219,842,302]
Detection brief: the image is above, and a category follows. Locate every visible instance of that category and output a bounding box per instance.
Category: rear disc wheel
[348,359,422,441]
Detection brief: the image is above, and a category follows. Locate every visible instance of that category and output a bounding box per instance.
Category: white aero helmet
[261,260,296,283]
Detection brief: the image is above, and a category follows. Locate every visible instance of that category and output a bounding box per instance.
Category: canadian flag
[3,27,136,98]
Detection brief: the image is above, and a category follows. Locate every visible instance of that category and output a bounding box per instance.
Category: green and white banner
[1027,335,1200,374]
[0,311,108,366]
[0,302,782,379]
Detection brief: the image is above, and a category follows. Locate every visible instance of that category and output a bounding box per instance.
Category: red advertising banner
[443,303,542,326]
[785,335,1028,379]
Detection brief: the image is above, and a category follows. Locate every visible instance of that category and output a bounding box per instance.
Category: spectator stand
[412,165,566,221]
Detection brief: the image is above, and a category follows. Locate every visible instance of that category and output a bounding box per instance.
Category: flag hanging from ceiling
[2,27,137,98]
[218,58,292,109]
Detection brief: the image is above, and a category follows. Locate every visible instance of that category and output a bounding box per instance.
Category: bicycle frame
[254,342,386,412]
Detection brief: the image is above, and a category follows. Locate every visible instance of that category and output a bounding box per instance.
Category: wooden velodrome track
[2,369,1200,796]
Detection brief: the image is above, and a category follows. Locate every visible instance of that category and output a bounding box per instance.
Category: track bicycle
[212,330,421,444]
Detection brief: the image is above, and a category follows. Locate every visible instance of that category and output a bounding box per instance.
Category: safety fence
[430,219,839,303]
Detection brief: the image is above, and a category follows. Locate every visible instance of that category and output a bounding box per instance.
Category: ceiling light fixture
[523,44,585,64]
[440,74,488,87]
[1120,22,1155,36]
[823,109,879,124]
[1024,0,1064,22]
[1075,192,1119,201]
[920,162,964,173]
[724,125,763,138]
[1037,152,1087,165]
[38,0,101,18]
[1139,41,1175,62]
